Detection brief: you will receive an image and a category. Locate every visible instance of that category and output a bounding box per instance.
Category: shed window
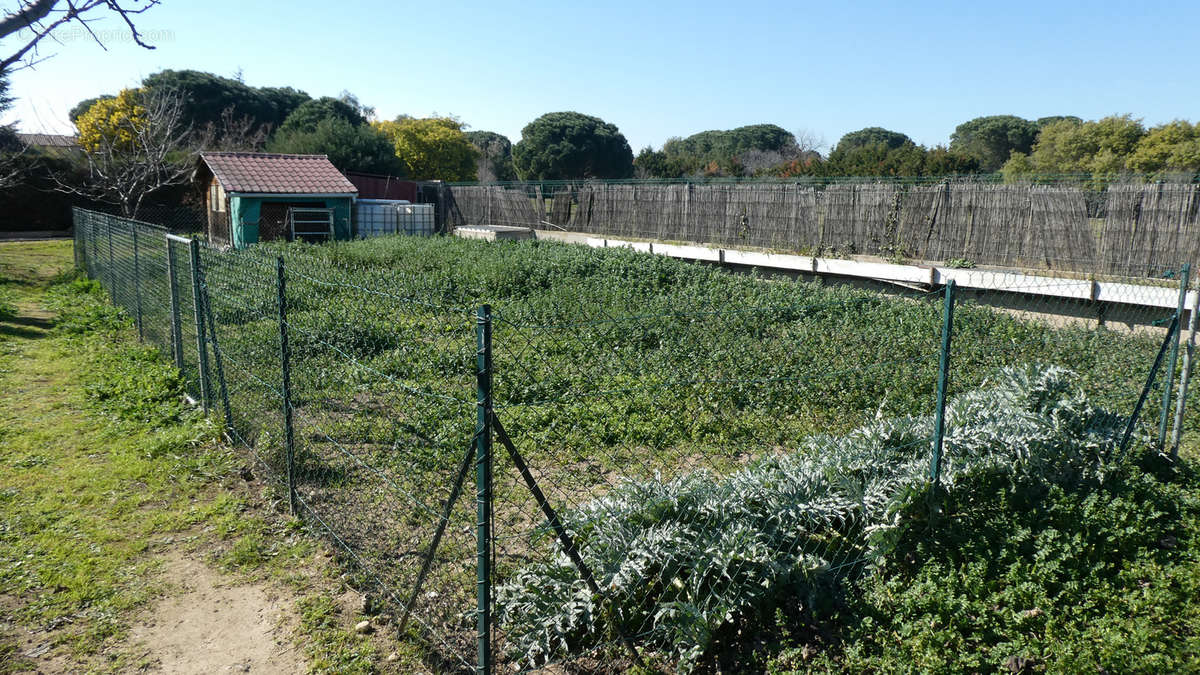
[210,182,226,212]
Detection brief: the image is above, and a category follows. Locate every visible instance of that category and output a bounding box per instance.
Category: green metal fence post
[1171,289,1199,459]
[166,238,185,372]
[277,256,298,516]
[475,304,493,675]
[1122,314,1179,454]
[187,238,211,413]
[1159,263,1191,447]
[105,217,116,303]
[930,279,956,488]
[198,258,234,441]
[131,225,144,341]
[72,209,84,270]
[85,213,95,277]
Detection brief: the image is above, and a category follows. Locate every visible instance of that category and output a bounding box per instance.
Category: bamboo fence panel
[1101,184,1200,277]
[442,182,1197,279]
[893,183,946,260]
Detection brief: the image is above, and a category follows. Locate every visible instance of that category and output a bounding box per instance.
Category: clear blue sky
[6,0,1198,152]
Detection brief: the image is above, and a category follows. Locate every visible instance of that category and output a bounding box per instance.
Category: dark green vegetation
[466,130,518,182]
[784,448,1200,673]
[196,233,1195,670]
[275,96,368,135]
[512,111,636,180]
[635,124,803,179]
[259,94,408,176]
[66,223,1200,671]
[141,69,312,134]
[664,124,797,160]
[632,115,1200,181]
[950,115,1040,172]
[268,116,405,176]
[497,367,1173,670]
[0,241,396,673]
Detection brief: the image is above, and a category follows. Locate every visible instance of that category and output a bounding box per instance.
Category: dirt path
[126,554,304,674]
[1,241,312,673]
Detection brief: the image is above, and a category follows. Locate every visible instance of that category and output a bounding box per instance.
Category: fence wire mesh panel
[72,209,484,671]
[486,290,946,671]
[943,266,1197,456]
[263,250,480,670]
[194,247,285,488]
[69,206,1199,673]
[169,236,208,403]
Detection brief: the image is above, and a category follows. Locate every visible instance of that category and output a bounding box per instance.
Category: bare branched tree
[0,0,160,71]
[56,94,267,217]
[792,128,827,158]
[202,106,269,151]
[0,138,29,189]
[58,88,199,218]
[736,129,827,176]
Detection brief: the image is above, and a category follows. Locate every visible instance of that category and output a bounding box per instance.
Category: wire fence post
[166,238,185,372]
[1121,313,1179,454]
[1172,275,1198,459]
[198,260,234,441]
[1159,263,1191,447]
[86,213,96,277]
[475,304,493,675]
[72,209,84,270]
[131,225,144,341]
[105,217,116,303]
[187,238,211,414]
[930,279,956,489]
[277,256,299,516]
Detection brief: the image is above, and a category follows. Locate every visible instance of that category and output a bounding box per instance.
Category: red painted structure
[345,172,418,202]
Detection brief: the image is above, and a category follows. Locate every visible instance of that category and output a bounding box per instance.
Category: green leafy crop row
[494,366,1129,669]
[87,230,1191,671]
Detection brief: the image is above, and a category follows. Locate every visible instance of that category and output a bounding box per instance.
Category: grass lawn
[0,240,412,673]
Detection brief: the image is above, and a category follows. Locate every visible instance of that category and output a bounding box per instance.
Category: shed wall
[230,195,354,248]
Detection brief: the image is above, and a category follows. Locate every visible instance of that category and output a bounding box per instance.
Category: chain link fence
[72,207,1196,673]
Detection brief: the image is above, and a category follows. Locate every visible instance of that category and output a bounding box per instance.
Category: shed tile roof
[200,152,357,195]
[18,133,79,148]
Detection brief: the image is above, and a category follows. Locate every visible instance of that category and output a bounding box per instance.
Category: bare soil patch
[125,552,305,674]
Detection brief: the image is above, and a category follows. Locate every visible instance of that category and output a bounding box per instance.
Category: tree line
[59,69,1200,190]
[69,69,483,182]
[9,65,1200,225]
[635,115,1200,182]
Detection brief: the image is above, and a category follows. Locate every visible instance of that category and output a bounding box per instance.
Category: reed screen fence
[442,181,1200,280]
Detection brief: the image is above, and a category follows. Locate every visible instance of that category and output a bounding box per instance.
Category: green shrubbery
[47,274,191,427]
[176,234,1194,671]
[270,235,1173,430]
[495,366,1130,669]
[771,438,1200,673]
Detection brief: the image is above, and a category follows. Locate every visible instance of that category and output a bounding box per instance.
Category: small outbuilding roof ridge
[18,133,79,147]
[199,152,358,195]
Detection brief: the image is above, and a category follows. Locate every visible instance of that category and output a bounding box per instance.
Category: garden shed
[197,152,358,248]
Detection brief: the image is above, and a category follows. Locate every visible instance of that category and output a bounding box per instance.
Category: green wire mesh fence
[71,207,1196,673]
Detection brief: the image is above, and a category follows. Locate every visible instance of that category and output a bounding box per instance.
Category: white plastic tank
[355,199,435,238]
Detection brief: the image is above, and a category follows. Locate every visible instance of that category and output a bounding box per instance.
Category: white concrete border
[536,230,1194,311]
